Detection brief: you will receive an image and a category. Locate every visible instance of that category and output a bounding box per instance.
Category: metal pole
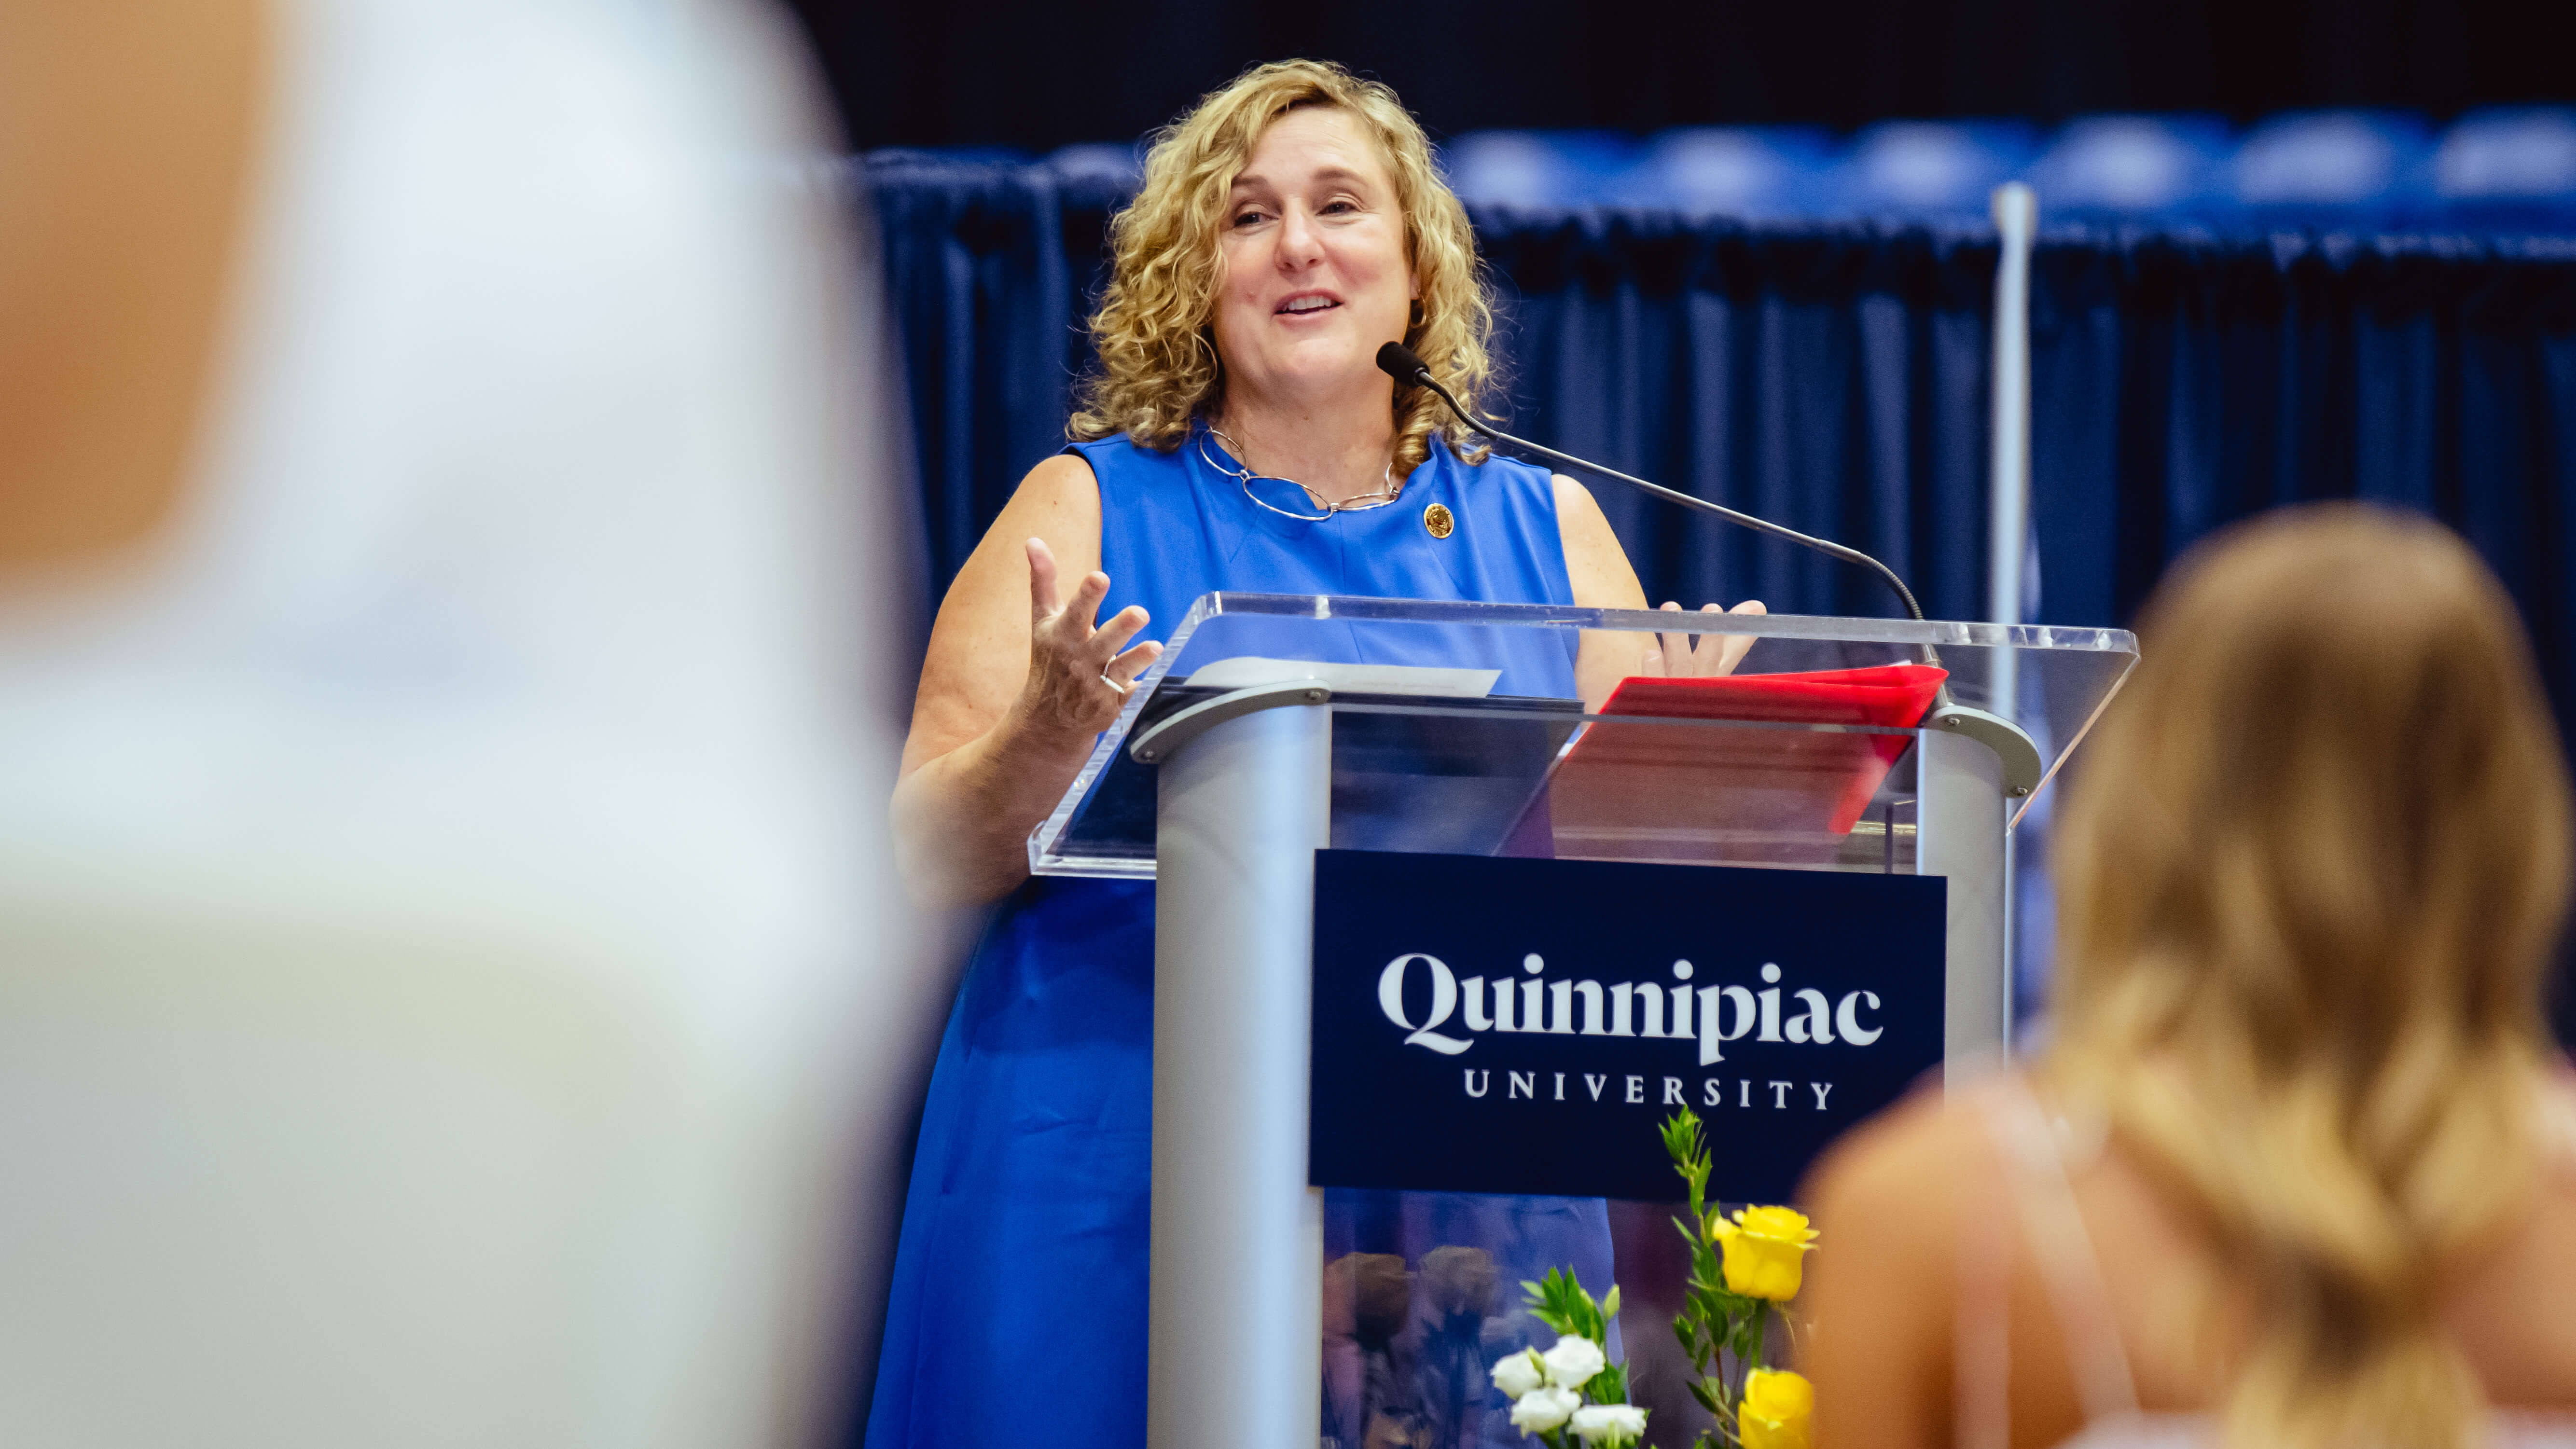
[1986,182,2038,712]
[1918,728,2011,1071]
[1148,702,1332,1449]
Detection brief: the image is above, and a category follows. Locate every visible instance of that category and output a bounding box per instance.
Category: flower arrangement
[1661,1106,1818,1449]
[1489,1269,1648,1449]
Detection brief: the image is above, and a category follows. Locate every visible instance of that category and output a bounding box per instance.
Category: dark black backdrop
[803,0,2573,152]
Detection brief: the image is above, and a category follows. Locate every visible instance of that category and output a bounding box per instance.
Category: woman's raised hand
[1015,537,1162,738]
[1640,598,1767,677]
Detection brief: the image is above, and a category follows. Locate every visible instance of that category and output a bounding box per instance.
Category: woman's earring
[1409,300,1426,330]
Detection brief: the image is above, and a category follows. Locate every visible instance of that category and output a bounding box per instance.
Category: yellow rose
[1708,1205,1819,1300]
[1740,1367,1814,1449]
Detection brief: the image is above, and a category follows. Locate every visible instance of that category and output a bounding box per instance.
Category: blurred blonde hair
[2046,504,2573,1449]
[1066,59,1494,477]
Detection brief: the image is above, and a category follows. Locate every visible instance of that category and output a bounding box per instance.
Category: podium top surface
[1032,593,2136,879]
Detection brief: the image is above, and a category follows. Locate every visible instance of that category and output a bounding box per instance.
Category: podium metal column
[1147,696,1331,1449]
[1918,728,2010,1068]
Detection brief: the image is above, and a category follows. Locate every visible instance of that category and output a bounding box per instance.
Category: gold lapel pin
[1423,502,1455,539]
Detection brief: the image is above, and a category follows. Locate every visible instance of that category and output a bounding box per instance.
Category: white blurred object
[0,2,923,1448]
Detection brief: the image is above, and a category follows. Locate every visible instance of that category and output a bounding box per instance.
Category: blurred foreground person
[0,3,922,1448]
[1804,505,2576,1449]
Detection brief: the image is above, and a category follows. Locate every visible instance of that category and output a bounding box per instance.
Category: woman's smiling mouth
[1275,293,1341,316]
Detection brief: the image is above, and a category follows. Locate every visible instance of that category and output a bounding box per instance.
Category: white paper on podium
[1180,656,1500,698]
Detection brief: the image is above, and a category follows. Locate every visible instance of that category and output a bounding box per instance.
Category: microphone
[1376,342,1930,625]
[1372,342,2058,786]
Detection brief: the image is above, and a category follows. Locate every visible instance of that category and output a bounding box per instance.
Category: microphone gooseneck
[1376,342,1931,626]
[1369,345,2063,787]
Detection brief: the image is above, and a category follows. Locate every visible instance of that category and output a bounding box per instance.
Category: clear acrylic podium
[1030,593,2137,1449]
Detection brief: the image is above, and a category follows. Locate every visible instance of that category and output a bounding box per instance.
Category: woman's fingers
[1017,536,1144,725]
[1104,638,1163,688]
[1712,599,1766,676]
[1685,602,1724,676]
[1059,571,1111,637]
[1655,601,1690,676]
[1646,598,1766,677]
[1024,538,1115,639]
[1632,597,1767,681]
[1091,603,1150,662]
[1024,537,1062,622]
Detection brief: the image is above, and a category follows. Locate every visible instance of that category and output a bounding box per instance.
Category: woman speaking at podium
[871,58,1759,1449]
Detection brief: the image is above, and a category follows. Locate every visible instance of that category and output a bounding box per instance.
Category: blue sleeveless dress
[865,429,1614,1449]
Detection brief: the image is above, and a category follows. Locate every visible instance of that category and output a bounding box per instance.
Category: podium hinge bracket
[1128,679,1332,764]
[1925,704,2044,799]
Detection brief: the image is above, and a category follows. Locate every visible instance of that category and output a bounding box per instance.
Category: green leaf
[1688,1378,1723,1414]
[1663,1106,1716,1221]
[1587,1362,1630,1405]
[1524,1265,1622,1343]
[1659,1108,1691,1164]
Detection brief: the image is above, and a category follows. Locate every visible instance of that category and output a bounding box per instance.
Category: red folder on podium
[1527,664,1948,862]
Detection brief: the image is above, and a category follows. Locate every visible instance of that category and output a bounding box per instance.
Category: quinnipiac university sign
[1309,850,1947,1203]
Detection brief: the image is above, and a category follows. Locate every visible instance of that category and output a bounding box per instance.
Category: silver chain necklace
[1200,426,1402,520]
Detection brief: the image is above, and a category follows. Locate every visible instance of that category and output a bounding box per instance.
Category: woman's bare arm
[1552,475,1765,707]
[1801,1091,1965,1449]
[892,455,1160,907]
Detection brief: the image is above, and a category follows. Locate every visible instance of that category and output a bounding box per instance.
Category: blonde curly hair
[2048,505,2573,1449]
[1066,59,1496,477]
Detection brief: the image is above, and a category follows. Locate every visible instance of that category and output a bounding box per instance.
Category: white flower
[1509,1386,1580,1436]
[1569,1403,1649,1445]
[1491,1348,1547,1400]
[1541,1333,1607,1389]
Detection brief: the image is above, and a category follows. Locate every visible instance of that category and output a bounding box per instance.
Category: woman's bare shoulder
[1805,1078,1986,1219]
[1798,1082,1997,1449]
[1016,451,1100,510]
[1548,473,1648,611]
[2447,1105,2576,1406]
[950,453,1102,586]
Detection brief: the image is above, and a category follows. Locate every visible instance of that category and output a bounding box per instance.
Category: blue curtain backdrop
[2030,232,2576,668]
[860,151,2576,1030]
[864,152,2576,676]
[1471,215,2002,623]
[868,149,2014,623]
